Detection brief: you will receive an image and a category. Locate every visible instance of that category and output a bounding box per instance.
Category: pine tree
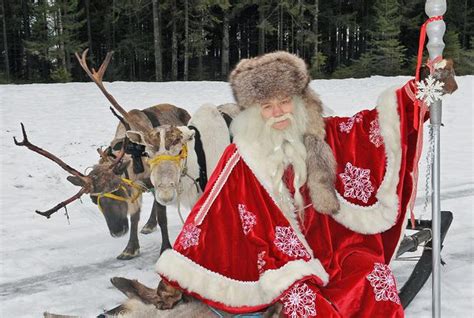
[346,0,406,77]
[368,0,406,75]
[25,0,85,82]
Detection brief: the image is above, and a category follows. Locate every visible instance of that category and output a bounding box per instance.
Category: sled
[395,210,453,308]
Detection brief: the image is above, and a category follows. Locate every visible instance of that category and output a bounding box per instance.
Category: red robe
[156,80,422,317]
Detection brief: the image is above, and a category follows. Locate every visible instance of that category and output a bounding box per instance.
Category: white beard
[231,97,308,211]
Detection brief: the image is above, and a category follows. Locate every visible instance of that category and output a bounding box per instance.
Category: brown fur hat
[229,51,339,214]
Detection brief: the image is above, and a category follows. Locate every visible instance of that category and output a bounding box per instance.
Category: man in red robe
[113,52,457,317]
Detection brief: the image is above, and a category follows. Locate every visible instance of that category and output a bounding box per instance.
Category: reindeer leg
[117,210,140,260]
[140,200,158,234]
[156,202,171,254]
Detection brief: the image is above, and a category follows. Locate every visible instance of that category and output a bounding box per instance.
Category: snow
[1,76,473,317]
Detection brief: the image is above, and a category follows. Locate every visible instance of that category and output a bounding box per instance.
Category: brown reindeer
[14,50,192,260]
[13,112,184,260]
[75,50,239,225]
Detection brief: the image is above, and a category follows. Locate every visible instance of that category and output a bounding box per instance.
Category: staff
[424,0,446,317]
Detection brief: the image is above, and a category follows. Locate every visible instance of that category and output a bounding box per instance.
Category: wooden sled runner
[396,210,453,308]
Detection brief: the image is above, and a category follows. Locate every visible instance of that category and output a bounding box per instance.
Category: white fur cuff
[156,249,329,308]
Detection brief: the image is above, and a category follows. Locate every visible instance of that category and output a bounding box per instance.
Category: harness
[188,125,208,192]
[147,143,189,167]
[90,177,148,213]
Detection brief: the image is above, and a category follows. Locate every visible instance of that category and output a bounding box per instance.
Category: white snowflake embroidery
[257,251,266,275]
[238,204,257,235]
[339,113,363,133]
[366,263,401,304]
[416,75,444,106]
[179,224,201,249]
[339,162,375,203]
[282,282,317,318]
[274,226,310,259]
[369,119,383,148]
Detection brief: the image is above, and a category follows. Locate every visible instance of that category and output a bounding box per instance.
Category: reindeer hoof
[140,224,157,234]
[117,249,140,260]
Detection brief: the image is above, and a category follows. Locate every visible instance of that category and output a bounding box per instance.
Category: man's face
[260,96,294,130]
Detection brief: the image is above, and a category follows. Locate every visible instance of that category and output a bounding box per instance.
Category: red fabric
[157,80,422,318]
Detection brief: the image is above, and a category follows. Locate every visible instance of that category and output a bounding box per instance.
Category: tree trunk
[85,0,93,56]
[112,0,116,49]
[171,0,178,81]
[197,12,204,80]
[312,0,318,59]
[221,10,229,79]
[57,4,67,70]
[462,0,468,48]
[258,5,265,55]
[42,0,49,79]
[21,0,32,80]
[336,26,341,67]
[0,0,9,80]
[278,4,282,50]
[152,0,163,81]
[183,0,189,80]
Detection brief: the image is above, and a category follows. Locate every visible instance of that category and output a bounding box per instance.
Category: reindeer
[70,50,193,259]
[13,101,189,260]
[14,50,192,260]
[73,49,238,259]
[74,50,240,228]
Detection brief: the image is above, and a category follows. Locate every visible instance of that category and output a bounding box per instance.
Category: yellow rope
[147,144,188,168]
[93,178,148,213]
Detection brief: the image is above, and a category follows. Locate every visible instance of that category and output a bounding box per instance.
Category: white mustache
[265,112,294,127]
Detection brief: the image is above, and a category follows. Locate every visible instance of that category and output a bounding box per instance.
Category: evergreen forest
[1,0,472,83]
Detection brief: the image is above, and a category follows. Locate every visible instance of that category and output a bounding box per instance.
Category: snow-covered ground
[1,76,472,317]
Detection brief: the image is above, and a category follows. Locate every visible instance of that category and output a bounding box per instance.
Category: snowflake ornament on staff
[416,74,445,106]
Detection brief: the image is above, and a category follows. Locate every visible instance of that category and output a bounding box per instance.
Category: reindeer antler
[75,49,151,133]
[13,123,92,218]
[36,188,88,218]
[14,123,88,180]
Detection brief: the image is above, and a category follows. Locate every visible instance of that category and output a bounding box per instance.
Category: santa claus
[110,52,457,317]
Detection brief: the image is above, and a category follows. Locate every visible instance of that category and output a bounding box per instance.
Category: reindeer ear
[177,126,195,142]
[67,176,85,187]
[125,131,146,145]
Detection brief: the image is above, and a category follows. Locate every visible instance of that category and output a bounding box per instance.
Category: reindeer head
[68,159,136,238]
[125,125,195,205]
[13,123,140,238]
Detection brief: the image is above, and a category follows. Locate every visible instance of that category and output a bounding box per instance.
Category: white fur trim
[173,104,232,210]
[332,86,403,234]
[188,104,231,175]
[234,140,314,258]
[194,149,241,225]
[156,249,328,308]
